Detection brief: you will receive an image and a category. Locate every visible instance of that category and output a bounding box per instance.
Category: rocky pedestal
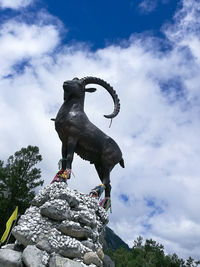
[0,182,111,267]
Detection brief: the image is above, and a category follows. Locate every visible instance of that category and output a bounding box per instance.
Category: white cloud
[0,16,61,76]
[0,0,200,260]
[138,0,170,13]
[0,0,33,9]
[139,0,158,13]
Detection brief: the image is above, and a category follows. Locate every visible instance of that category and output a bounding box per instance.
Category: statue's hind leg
[96,164,113,211]
[89,164,105,198]
[101,167,112,198]
[94,164,113,198]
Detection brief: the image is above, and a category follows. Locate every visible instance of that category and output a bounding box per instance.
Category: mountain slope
[104,226,129,251]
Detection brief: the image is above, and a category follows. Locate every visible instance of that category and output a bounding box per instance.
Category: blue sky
[0,0,200,261]
[0,0,180,49]
[41,0,180,49]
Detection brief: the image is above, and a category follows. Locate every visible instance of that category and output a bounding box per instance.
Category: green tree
[0,145,44,239]
[105,237,200,267]
[133,236,143,249]
[186,257,200,267]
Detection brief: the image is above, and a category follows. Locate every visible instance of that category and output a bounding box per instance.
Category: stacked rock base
[0,182,110,267]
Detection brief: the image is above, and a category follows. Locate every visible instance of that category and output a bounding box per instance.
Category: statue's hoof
[89,184,105,198]
[50,169,71,184]
[99,197,112,212]
[51,176,67,184]
[61,169,71,179]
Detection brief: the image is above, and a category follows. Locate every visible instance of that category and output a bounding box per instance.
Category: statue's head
[63,77,97,100]
[63,76,120,119]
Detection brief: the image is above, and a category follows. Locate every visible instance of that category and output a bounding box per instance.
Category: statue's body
[54,77,124,210]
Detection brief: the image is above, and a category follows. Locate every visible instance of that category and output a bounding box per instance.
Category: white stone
[12,182,109,261]
[49,254,83,267]
[83,252,102,267]
[0,249,22,267]
[22,245,47,267]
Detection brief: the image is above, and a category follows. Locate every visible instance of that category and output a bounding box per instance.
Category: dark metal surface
[54,77,124,197]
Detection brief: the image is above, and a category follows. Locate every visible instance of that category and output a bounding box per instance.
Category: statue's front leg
[51,138,77,184]
[64,136,77,169]
[61,143,67,170]
[62,137,78,179]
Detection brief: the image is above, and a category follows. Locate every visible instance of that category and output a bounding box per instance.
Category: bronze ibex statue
[52,77,124,210]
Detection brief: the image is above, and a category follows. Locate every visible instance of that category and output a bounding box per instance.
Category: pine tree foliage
[105,236,200,267]
[0,145,44,238]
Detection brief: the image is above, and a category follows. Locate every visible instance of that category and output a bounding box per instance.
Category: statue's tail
[119,158,125,168]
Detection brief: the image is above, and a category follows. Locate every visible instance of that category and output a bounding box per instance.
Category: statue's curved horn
[80,76,120,119]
